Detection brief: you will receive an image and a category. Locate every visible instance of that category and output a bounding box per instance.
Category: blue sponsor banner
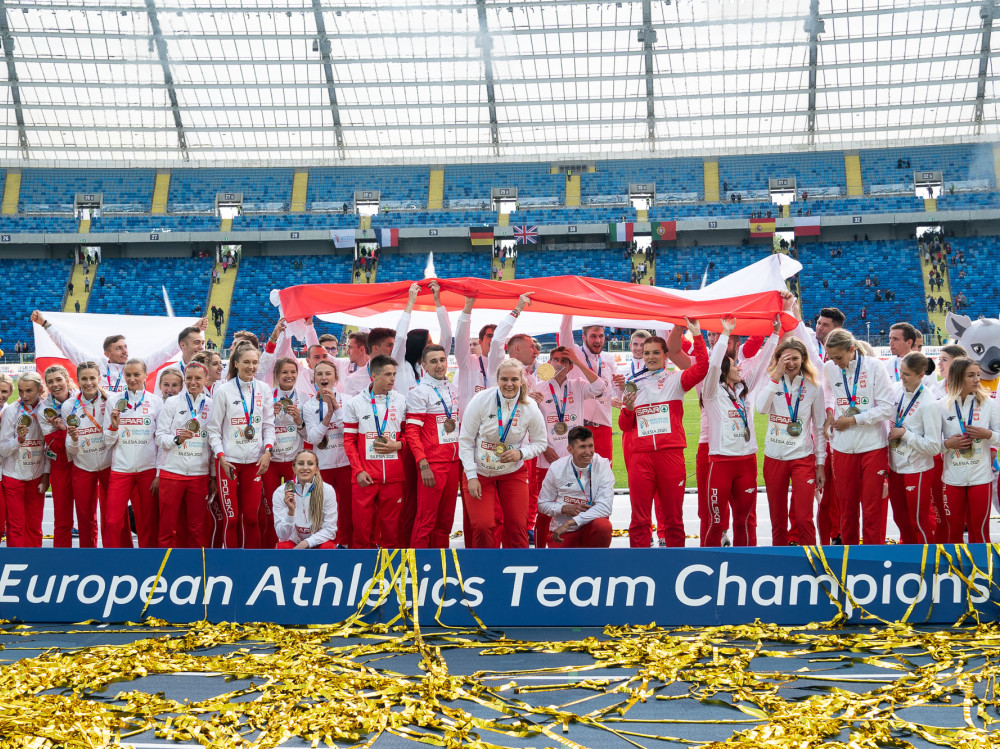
[0,546,997,626]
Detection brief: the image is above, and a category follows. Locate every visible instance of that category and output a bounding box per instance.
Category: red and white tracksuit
[103,390,162,548]
[0,402,49,547]
[455,311,509,415]
[755,372,828,546]
[262,387,308,548]
[886,386,941,544]
[155,392,213,548]
[823,354,894,545]
[559,316,619,462]
[63,393,113,548]
[405,375,462,549]
[343,388,408,549]
[207,377,276,549]
[702,333,777,547]
[302,392,352,547]
[458,387,548,549]
[618,336,709,548]
[39,394,76,548]
[537,454,615,548]
[938,394,1000,543]
[271,479,338,549]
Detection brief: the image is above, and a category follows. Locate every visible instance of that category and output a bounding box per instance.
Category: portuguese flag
[608,222,634,242]
[651,220,677,241]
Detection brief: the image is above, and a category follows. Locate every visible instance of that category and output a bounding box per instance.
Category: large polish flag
[32,312,200,390]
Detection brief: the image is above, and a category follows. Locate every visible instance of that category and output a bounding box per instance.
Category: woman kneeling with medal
[755,336,827,546]
[272,450,338,549]
[458,358,547,548]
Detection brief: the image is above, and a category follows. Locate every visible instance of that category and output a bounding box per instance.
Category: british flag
[513,225,538,244]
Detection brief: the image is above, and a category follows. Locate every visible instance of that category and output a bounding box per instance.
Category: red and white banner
[276,255,802,338]
[32,311,199,389]
[794,217,822,237]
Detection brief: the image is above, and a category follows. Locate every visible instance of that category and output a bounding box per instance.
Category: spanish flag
[749,218,776,237]
[470,226,494,246]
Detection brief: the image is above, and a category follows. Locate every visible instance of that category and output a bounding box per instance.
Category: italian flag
[609,222,634,242]
[793,217,821,237]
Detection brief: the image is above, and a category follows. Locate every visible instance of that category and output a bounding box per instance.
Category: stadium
[1,1,1000,747]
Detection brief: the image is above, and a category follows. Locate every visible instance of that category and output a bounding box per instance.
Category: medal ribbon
[895,386,923,429]
[954,398,976,437]
[432,385,454,421]
[185,392,203,427]
[478,356,487,388]
[495,391,520,445]
[74,394,103,431]
[105,365,123,393]
[295,481,314,500]
[840,355,863,410]
[124,390,145,411]
[369,389,390,438]
[235,379,255,429]
[627,366,659,385]
[583,350,602,378]
[19,399,40,421]
[724,384,750,433]
[781,375,803,424]
[571,462,593,506]
[549,382,568,425]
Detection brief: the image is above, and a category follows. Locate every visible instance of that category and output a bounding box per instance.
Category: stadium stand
[859,144,996,193]
[511,206,638,225]
[515,246,631,283]
[375,209,497,227]
[945,236,999,321]
[167,168,296,213]
[231,213,359,230]
[308,166,430,211]
[582,158,704,203]
[91,216,220,233]
[376,251,491,283]
[1,259,73,343]
[86,258,214,318]
[18,168,157,214]
[718,151,847,198]
[0,216,79,233]
[444,163,563,207]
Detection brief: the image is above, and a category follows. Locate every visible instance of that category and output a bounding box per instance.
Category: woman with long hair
[38,364,77,547]
[458,357,547,548]
[0,372,49,546]
[885,351,941,543]
[702,316,778,546]
[754,336,827,546]
[272,449,338,549]
[206,341,275,548]
[929,343,967,541]
[938,357,1000,543]
[261,356,308,548]
[822,328,894,545]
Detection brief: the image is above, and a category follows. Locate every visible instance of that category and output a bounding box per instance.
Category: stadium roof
[0,0,998,166]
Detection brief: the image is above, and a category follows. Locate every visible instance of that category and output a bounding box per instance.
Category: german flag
[749,218,776,237]
[470,226,494,246]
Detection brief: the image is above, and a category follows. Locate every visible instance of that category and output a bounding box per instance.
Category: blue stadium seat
[860,144,995,193]
[444,163,562,207]
[718,152,846,198]
[91,215,220,232]
[0,258,73,344]
[308,167,429,211]
[168,168,296,213]
[516,247,630,283]
[87,258,213,317]
[18,168,157,213]
[582,159,704,203]
[377,251,491,283]
[946,237,999,320]
[0,216,79,233]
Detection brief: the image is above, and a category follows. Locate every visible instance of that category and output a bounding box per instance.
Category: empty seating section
[232,213,358,230]
[87,258,213,317]
[718,152,847,198]
[444,163,562,208]
[92,215,220,232]
[799,195,925,215]
[227,254,354,347]
[18,168,157,213]
[946,237,998,320]
[797,240,926,335]
[583,158,704,203]
[377,251,491,283]
[0,259,72,343]
[0,216,79,233]
[168,168,296,213]
[308,166,429,211]
[375,210,496,227]
[516,247,630,283]
[933,191,1000,210]
[859,144,995,192]
[512,206,638,225]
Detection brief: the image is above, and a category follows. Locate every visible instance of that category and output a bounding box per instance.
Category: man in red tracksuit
[618,319,709,548]
[343,355,408,549]
[404,344,461,548]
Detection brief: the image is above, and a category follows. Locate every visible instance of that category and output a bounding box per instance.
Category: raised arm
[679,319,709,392]
[391,283,419,366]
[430,281,453,355]
[31,310,92,367]
[487,293,533,375]
[455,297,474,374]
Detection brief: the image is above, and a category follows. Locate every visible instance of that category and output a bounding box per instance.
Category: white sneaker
[722,532,732,547]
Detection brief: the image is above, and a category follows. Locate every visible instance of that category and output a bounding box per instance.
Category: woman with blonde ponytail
[272,449,338,548]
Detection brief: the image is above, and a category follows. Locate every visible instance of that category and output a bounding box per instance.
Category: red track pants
[817,446,842,544]
[106,469,157,548]
[704,455,758,547]
[942,483,992,543]
[763,455,817,546]
[465,466,530,549]
[2,477,44,547]
[70,465,108,548]
[929,455,947,542]
[627,449,685,548]
[320,466,353,547]
[157,472,210,548]
[352,479,405,549]
[459,473,503,547]
[831,448,888,545]
[49,456,75,548]
[411,461,460,549]
[215,459,264,549]
[276,540,338,549]
[589,424,614,464]
[260,459,294,551]
[548,517,613,548]
[887,470,935,544]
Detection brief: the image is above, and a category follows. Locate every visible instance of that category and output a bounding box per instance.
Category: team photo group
[1,276,994,553]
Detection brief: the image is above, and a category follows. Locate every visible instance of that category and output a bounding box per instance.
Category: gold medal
[279,397,293,413]
[554,421,568,435]
[186,418,201,433]
[443,418,456,433]
[535,363,556,381]
[786,420,803,437]
[66,414,80,428]
[115,399,128,412]
[43,407,58,420]
[243,424,255,440]
[743,427,751,442]
[889,437,902,449]
[624,381,638,395]
[494,442,508,456]
[845,406,861,417]
[17,414,31,428]
[375,435,389,446]
[959,446,975,459]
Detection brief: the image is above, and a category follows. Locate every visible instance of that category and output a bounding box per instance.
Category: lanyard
[781,375,803,424]
[105,365,123,393]
[19,400,40,420]
[630,360,643,378]
[124,390,145,411]
[496,391,520,444]
[369,389,390,438]
[75,394,102,430]
[432,384,454,420]
[185,392,204,422]
[955,398,976,435]
[478,356,487,388]
[571,462,593,506]
[724,384,749,432]
[895,386,923,428]
[583,350,602,378]
[295,481,314,500]
[235,378,255,427]
[840,355,863,409]
[273,387,295,404]
[893,359,900,382]
[549,382,568,423]
[628,367,659,385]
